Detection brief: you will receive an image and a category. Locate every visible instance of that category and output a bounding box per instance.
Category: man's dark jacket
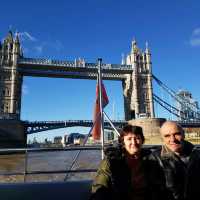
[151,141,200,200]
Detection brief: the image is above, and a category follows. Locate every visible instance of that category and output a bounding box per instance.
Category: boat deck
[0,180,92,200]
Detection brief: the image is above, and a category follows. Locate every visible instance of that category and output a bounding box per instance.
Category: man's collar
[161,145,175,157]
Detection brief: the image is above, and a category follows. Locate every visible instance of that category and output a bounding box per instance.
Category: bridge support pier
[0,120,26,148]
[128,118,166,144]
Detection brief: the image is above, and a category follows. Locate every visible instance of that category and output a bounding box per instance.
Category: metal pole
[23,149,28,182]
[97,58,105,160]
[103,111,121,137]
[64,120,97,181]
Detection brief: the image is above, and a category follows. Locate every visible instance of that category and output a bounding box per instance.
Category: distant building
[104,130,118,142]
[74,137,84,145]
[177,90,200,121]
[61,134,68,147]
[67,133,86,145]
[54,136,62,144]
[88,130,119,144]
[27,136,40,148]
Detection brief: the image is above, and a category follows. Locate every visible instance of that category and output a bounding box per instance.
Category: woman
[90,124,165,200]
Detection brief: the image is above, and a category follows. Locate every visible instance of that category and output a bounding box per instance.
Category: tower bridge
[0,31,155,122]
[0,31,200,147]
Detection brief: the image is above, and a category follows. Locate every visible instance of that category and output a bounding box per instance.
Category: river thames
[0,149,101,183]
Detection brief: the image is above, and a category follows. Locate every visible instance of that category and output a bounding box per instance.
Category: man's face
[123,132,143,155]
[161,122,184,153]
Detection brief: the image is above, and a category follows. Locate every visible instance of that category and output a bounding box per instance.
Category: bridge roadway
[23,119,200,134]
[23,120,127,134]
[18,58,133,80]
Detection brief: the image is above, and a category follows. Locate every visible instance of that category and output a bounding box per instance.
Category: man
[153,120,200,200]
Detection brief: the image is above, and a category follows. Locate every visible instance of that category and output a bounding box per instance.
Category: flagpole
[97,58,105,160]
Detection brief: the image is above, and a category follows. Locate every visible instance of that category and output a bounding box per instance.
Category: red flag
[92,82,109,140]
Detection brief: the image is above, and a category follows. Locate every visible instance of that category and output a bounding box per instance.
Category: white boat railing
[0,146,102,180]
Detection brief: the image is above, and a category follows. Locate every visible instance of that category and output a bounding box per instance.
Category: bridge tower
[0,31,23,120]
[122,40,154,120]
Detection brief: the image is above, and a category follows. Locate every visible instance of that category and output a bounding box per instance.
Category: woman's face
[123,132,143,155]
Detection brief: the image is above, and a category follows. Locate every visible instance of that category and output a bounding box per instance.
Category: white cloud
[192,28,200,36]
[190,27,200,47]
[19,32,37,42]
[190,38,200,47]
[16,31,64,55]
[32,40,63,55]
[43,40,64,52]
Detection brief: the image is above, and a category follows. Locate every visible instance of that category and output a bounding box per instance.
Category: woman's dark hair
[118,124,145,145]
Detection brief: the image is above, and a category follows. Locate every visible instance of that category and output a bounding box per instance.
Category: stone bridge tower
[0,31,23,120]
[122,40,154,120]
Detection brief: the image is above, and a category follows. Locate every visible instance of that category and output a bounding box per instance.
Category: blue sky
[1,0,200,142]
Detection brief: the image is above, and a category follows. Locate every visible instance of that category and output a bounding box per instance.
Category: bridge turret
[145,41,150,54]
[0,31,23,120]
[0,31,22,67]
[131,39,138,53]
[0,31,14,66]
[145,41,152,73]
[122,39,155,120]
[126,39,140,66]
[144,42,154,117]
[13,33,22,66]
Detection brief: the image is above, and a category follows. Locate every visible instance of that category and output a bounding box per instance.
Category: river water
[0,149,101,183]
